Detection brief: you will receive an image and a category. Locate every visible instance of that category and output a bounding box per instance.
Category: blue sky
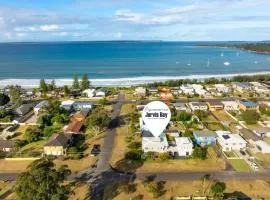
[0,0,269,41]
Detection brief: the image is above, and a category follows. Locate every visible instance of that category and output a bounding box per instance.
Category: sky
[0,0,270,42]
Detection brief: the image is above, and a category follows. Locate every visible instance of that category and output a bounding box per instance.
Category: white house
[251,82,270,94]
[215,84,231,93]
[61,100,75,111]
[96,89,106,97]
[221,101,239,111]
[233,82,252,92]
[180,84,194,95]
[188,102,208,111]
[82,89,96,97]
[142,131,169,153]
[148,88,158,95]
[174,137,193,156]
[140,118,193,157]
[216,131,247,151]
[73,101,92,111]
[173,103,191,112]
[34,100,48,113]
[134,87,146,96]
[255,140,270,153]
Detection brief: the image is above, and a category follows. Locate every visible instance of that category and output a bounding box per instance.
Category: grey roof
[239,128,260,141]
[44,133,72,147]
[142,130,154,137]
[0,140,16,148]
[34,100,48,109]
[15,104,33,115]
[193,131,217,137]
[253,127,270,134]
[190,102,208,106]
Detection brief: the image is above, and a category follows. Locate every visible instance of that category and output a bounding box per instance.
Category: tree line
[145,74,270,87]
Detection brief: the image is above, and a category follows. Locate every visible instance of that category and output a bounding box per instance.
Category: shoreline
[0,71,270,88]
[196,45,270,55]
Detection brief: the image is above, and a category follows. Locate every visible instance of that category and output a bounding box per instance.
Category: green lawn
[229,159,252,172]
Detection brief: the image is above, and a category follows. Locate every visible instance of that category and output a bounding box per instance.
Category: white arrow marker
[142,101,171,138]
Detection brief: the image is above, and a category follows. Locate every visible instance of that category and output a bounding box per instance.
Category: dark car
[90,144,101,156]
[240,150,246,156]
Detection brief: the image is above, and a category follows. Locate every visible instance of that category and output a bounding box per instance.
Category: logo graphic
[142,101,171,138]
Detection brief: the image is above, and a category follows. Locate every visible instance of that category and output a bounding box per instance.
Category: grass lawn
[255,153,270,168]
[19,140,47,156]
[120,104,135,116]
[224,151,238,158]
[11,124,31,140]
[0,159,33,173]
[228,159,252,172]
[109,180,270,200]
[110,126,129,168]
[203,114,219,122]
[212,110,235,122]
[137,147,225,172]
[245,123,263,130]
[205,122,225,131]
[68,182,90,200]
[55,137,104,173]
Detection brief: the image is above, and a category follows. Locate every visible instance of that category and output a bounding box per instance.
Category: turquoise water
[0,41,269,80]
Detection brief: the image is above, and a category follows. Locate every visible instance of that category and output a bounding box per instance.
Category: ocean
[0,41,270,87]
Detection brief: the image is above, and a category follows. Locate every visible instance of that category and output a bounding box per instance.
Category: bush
[24,127,41,143]
[0,93,10,106]
[192,146,207,160]
[157,152,171,161]
[68,147,83,159]
[241,110,260,124]
[125,150,143,161]
[43,125,63,137]
[176,111,192,121]
[194,110,208,120]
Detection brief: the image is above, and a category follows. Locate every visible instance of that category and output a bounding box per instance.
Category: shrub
[241,110,260,124]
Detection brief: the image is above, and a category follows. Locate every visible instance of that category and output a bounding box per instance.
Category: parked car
[90,144,101,156]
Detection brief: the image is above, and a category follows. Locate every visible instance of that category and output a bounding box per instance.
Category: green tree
[211,182,226,198]
[9,86,22,104]
[14,158,71,200]
[40,79,48,93]
[81,73,90,90]
[51,113,69,125]
[241,110,260,124]
[64,85,70,97]
[24,127,41,143]
[125,150,143,161]
[72,75,80,89]
[85,107,110,131]
[194,110,208,120]
[192,146,207,160]
[157,152,171,161]
[0,93,10,106]
[51,79,56,90]
[98,97,109,106]
[176,111,192,121]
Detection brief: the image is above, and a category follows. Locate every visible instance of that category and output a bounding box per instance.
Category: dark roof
[44,133,72,147]
[0,140,16,148]
[142,130,154,137]
[15,103,33,115]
